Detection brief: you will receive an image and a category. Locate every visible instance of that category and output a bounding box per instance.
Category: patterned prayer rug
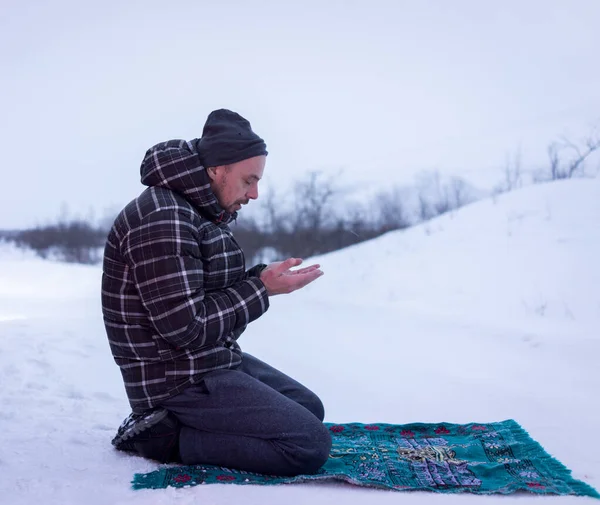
[131,419,599,497]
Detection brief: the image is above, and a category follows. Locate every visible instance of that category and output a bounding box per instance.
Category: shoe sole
[113,409,170,445]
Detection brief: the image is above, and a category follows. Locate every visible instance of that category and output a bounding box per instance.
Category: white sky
[1,0,599,229]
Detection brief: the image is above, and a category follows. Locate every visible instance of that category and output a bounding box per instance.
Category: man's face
[208,155,266,214]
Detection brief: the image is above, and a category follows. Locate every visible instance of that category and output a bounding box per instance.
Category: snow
[1,178,599,504]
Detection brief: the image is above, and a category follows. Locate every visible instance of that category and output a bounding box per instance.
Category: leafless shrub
[414,170,473,222]
[13,219,106,264]
[448,176,469,208]
[494,147,523,194]
[233,171,413,262]
[417,192,435,221]
[374,187,412,233]
[545,127,600,180]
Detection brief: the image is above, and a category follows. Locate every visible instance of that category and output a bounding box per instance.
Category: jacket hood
[139,139,236,224]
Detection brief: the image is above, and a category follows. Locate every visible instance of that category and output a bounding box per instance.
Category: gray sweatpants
[160,353,332,476]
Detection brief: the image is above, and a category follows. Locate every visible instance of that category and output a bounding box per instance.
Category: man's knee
[290,421,332,475]
[304,394,325,422]
[294,387,326,421]
[307,422,332,471]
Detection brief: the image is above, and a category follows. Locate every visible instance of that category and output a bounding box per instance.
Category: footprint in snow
[92,391,118,402]
[522,334,541,348]
[28,358,53,372]
[92,423,117,431]
[61,389,85,400]
[25,381,49,391]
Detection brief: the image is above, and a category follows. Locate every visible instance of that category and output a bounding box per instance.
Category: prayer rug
[131,419,599,497]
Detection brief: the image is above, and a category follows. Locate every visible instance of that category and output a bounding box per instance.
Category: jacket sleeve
[244,263,268,279]
[122,209,269,350]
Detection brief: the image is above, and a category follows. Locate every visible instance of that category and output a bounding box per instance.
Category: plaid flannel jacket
[101,139,269,413]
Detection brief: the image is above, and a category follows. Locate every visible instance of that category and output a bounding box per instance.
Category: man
[101,109,332,476]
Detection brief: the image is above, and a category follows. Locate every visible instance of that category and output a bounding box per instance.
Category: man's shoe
[112,408,169,450]
[111,408,181,463]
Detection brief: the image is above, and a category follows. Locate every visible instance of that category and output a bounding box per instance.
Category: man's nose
[247,186,258,200]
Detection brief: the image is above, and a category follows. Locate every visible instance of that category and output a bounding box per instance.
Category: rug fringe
[504,419,600,499]
[132,469,169,490]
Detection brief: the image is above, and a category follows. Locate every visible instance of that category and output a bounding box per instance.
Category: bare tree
[545,127,600,180]
[417,192,434,222]
[415,171,444,221]
[547,142,561,180]
[448,176,470,209]
[374,187,411,233]
[561,131,600,178]
[430,171,452,215]
[433,195,452,215]
[492,146,524,194]
[291,170,338,232]
[505,147,523,190]
[260,186,288,235]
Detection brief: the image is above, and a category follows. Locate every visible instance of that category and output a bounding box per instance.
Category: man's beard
[228,199,249,213]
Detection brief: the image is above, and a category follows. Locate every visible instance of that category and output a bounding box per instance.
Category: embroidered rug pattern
[131,419,599,498]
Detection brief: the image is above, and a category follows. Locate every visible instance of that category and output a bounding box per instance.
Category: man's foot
[111,408,181,463]
[112,408,169,449]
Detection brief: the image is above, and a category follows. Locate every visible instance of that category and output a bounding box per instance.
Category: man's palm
[259,258,323,296]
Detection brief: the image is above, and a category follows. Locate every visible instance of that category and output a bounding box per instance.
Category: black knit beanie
[196,109,268,167]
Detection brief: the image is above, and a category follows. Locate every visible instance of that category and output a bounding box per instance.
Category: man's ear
[206,166,218,181]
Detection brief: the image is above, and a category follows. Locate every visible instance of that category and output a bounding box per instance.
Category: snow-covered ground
[1,179,598,504]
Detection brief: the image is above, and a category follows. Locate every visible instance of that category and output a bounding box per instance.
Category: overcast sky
[1,0,599,229]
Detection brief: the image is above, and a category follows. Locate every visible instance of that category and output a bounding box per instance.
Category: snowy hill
[301,178,600,328]
[0,179,598,504]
